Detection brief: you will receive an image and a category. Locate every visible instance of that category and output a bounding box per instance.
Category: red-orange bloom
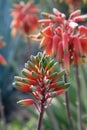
[11,1,39,37]
[0,55,7,65]
[13,53,70,110]
[31,9,87,74]
[0,37,6,65]
[17,99,34,106]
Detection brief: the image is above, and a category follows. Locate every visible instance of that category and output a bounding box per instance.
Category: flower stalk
[75,65,83,130]
[64,74,75,130]
[13,52,70,130]
[37,102,44,130]
[37,87,45,130]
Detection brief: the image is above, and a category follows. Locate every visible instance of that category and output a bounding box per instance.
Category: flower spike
[0,37,7,65]
[30,8,87,74]
[13,52,70,110]
[11,1,39,36]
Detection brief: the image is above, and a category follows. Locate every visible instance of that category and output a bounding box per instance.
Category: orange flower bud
[52,35,59,55]
[73,36,82,56]
[79,26,87,35]
[17,99,34,106]
[22,69,36,80]
[74,14,87,22]
[13,81,31,92]
[69,10,81,19]
[0,54,7,65]
[62,33,69,53]
[40,37,51,48]
[64,52,70,75]
[53,8,62,17]
[57,41,63,63]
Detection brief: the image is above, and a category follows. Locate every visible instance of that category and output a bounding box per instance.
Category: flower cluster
[0,37,6,65]
[30,9,87,74]
[13,52,70,110]
[11,1,39,37]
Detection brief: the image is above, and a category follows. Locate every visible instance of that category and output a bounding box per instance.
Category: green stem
[64,74,75,130]
[37,101,44,130]
[75,65,83,130]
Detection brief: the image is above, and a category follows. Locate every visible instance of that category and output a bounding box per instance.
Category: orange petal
[73,53,79,65]
[80,38,87,54]
[49,15,62,23]
[40,37,51,48]
[74,14,87,22]
[44,42,53,57]
[52,35,59,55]
[55,89,66,96]
[56,41,63,63]
[22,68,36,80]
[17,99,34,106]
[79,26,87,35]
[53,8,62,17]
[13,81,31,92]
[0,55,7,65]
[0,37,5,47]
[39,19,56,24]
[64,52,70,75]
[69,10,81,19]
[42,26,53,36]
[62,32,69,53]
[47,89,66,98]
[73,36,82,56]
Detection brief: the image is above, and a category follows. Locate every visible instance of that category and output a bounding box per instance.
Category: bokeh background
[0,0,87,130]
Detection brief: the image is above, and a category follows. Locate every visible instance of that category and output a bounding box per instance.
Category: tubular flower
[0,37,7,65]
[13,52,70,110]
[30,9,87,74]
[11,1,39,37]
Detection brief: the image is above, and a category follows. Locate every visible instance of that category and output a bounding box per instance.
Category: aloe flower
[0,37,6,65]
[11,1,39,37]
[30,9,87,74]
[13,52,70,110]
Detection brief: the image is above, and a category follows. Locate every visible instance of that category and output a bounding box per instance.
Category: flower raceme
[13,52,70,111]
[0,37,7,65]
[30,9,87,74]
[11,1,39,37]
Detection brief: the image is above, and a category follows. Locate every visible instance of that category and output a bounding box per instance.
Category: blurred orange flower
[11,1,39,37]
[0,37,6,65]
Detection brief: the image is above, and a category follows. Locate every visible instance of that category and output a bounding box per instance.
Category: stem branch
[75,65,83,130]
[64,74,75,130]
[37,101,44,130]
